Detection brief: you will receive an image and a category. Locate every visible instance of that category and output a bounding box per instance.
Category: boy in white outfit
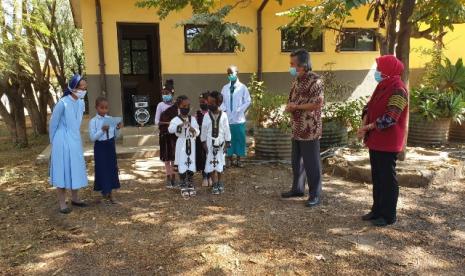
[201,91,231,195]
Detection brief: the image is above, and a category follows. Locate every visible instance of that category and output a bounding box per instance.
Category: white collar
[96,114,107,119]
[228,79,242,87]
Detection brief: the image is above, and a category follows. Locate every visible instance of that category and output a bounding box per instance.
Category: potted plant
[409,86,465,145]
[320,64,365,150]
[409,57,465,145]
[248,74,292,160]
[321,98,366,150]
[441,58,465,142]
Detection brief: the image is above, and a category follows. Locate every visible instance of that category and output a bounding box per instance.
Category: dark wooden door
[117,23,162,126]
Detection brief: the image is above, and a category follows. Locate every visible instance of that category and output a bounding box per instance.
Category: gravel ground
[1,139,465,275]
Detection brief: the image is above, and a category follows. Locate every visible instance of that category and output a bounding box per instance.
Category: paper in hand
[102,116,122,128]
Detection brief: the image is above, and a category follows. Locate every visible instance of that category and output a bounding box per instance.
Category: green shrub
[248,74,291,130]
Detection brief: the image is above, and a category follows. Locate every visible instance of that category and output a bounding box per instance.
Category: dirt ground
[1,135,465,275]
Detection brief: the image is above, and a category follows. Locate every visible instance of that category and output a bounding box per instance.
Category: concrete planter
[254,128,292,160]
[449,121,465,142]
[321,120,348,150]
[408,113,451,145]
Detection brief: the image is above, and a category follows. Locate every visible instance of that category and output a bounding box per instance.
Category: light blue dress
[49,95,88,190]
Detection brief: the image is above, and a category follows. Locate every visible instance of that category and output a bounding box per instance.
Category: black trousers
[291,139,322,199]
[369,150,399,223]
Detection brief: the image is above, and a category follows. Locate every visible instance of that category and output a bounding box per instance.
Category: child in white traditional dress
[201,91,231,195]
[168,96,200,197]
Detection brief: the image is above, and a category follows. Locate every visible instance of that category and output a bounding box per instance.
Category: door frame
[116,22,163,124]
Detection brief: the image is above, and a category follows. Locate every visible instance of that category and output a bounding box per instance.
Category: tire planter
[408,113,451,145]
[254,128,292,160]
[449,121,465,142]
[320,120,348,150]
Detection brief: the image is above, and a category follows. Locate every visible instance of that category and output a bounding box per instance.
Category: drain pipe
[257,0,269,81]
[95,0,107,95]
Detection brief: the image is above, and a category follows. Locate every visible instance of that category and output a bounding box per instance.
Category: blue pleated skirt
[94,138,120,195]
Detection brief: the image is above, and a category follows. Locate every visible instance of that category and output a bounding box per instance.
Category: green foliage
[412,0,465,38]
[412,46,465,122]
[177,5,252,52]
[414,46,444,88]
[248,74,290,130]
[438,58,465,94]
[136,0,215,20]
[320,63,354,102]
[136,0,253,51]
[276,0,355,47]
[322,97,367,133]
[410,86,465,122]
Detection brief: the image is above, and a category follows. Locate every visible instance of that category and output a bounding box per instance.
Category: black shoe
[281,191,304,198]
[371,217,396,227]
[305,197,320,207]
[71,201,88,207]
[362,211,378,221]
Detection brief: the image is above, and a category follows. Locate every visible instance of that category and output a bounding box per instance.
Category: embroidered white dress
[201,111,231,173]
[168,116,200,173]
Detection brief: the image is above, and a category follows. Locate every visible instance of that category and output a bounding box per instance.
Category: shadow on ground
[1,155,465,275]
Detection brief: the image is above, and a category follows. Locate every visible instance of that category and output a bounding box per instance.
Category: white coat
[220,79,251,124]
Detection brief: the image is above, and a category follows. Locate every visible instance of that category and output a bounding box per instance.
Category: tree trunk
[395,0,415,161]
[24,83,47,135]
[385,1,399,55]
[396,0,415,85]
[0,98,18,143]
[6,92,28,147]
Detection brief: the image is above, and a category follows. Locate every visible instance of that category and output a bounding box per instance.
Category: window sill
[280,51,325,55]
[184,52,238,56]
[338,51,379,54]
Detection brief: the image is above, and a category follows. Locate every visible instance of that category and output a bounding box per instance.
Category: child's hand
[223,142,231,154]
[117,122,124,129]
[189,127,196,135]
[202,142,208,154]
[102,125,110,132]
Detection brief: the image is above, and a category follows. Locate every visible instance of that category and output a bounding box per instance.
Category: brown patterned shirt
[288,72,324,141]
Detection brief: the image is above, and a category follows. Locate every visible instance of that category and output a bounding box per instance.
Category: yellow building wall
[410,24,465,68]
[262,1,380,72]
[81,0,257,75]
[80,0,465,76]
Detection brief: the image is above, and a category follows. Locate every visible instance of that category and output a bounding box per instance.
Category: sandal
[59,207,72,214]
[71,201,88,207]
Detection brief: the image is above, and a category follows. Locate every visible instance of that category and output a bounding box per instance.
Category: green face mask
[228,74,237,82]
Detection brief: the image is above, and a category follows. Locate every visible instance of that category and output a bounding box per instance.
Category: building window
[184,24,235,53]
[340,29,377,51]
[281,27,324,53]
[121,39,150,75]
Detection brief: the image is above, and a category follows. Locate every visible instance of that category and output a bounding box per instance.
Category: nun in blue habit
[49,74,89,214]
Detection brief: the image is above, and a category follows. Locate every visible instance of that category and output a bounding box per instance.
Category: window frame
[280,27,324,53]
[183,24,235,53]
[340,28,377,52]
[121,38,151,76]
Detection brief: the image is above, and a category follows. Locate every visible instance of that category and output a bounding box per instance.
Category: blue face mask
[228,74,237,82]
[374,70,384,83]
[162,95,172,102]
[289,67,298,77]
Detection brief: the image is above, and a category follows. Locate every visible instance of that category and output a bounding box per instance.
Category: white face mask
[74,89,87,99]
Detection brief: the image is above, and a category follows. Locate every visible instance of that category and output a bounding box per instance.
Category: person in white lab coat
[220,65,251,168]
